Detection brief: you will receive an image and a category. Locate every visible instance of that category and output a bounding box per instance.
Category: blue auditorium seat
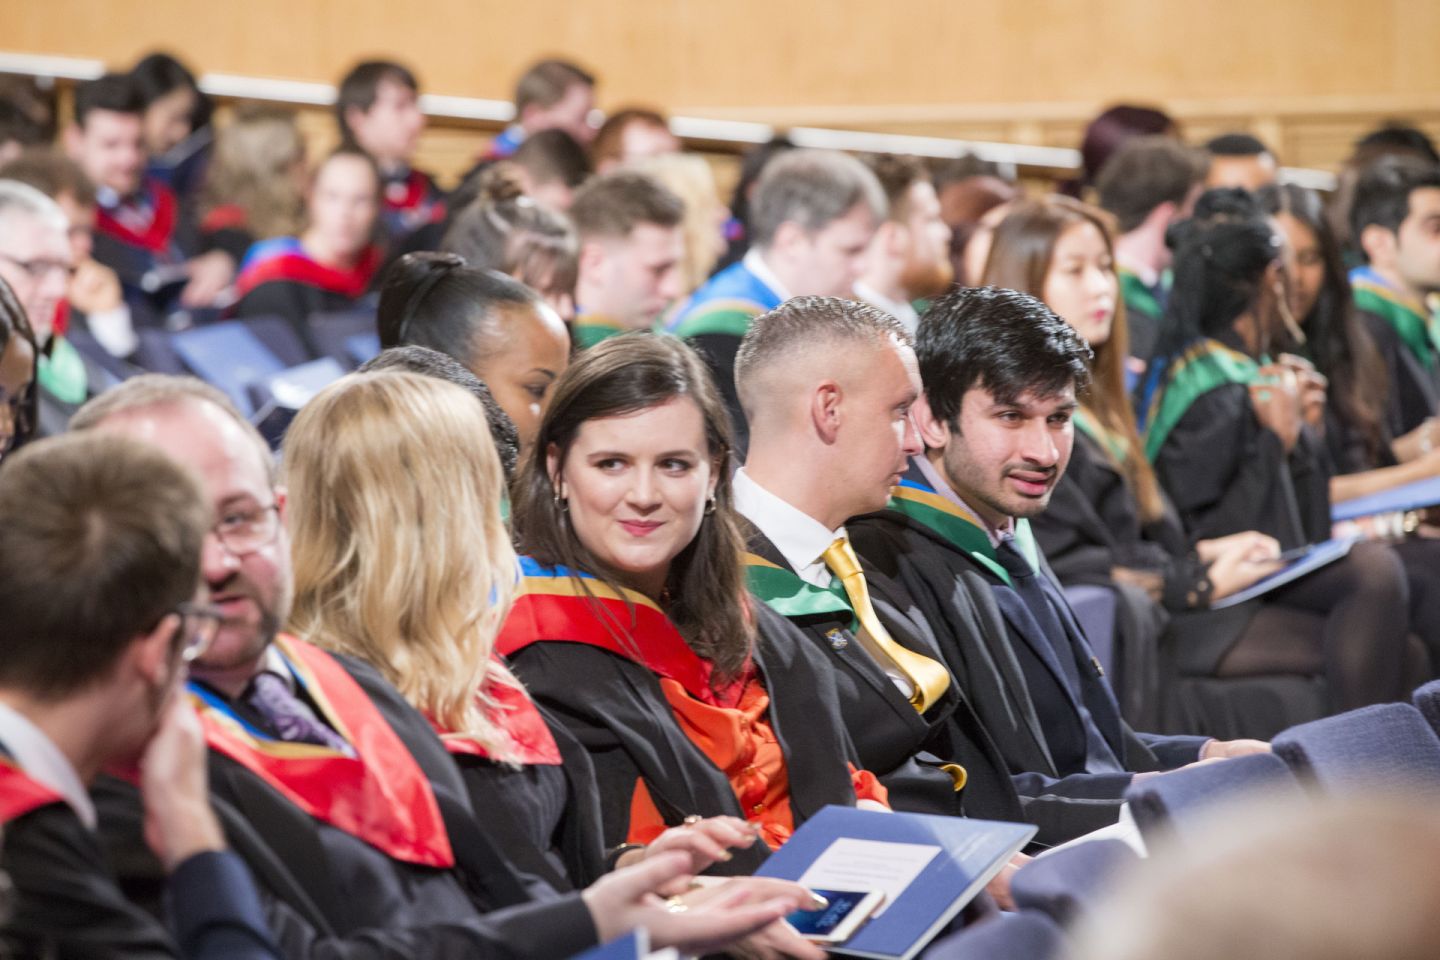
[170,322,285,416]
[924,911,1069,960]
[1126,752,1301,843]
[1272,702,1440,793]
[1011,838,1139,926]
[1411,679,1440,738]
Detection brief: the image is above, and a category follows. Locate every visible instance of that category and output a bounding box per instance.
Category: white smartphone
[785,888,886,943]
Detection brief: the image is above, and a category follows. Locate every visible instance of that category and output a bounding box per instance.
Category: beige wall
[5,0,1439,173]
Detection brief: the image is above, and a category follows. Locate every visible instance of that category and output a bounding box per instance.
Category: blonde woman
[198,103,306,262]
[634,152,729,296]
[283,371,775,893]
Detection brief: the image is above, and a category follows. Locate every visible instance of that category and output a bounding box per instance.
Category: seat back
[1412,680,1440,739]
[1011,838,1139,926]
[1127,752,1301,844]
[925,911,1068,960]
[170,322,285,416]
[1272,702,1440,793]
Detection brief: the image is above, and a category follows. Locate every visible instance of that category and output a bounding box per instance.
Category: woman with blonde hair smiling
[282,370,800,913]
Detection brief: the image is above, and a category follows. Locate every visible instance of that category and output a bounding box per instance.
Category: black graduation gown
[1356,305,1440,440]
[1031,430,1260,689]
[742,526,1023,827]
[848,505,1208,847]
[232,282,367,359]
[0,787,279,959]
[507,602,865,876]
[93,651,598,960]
[1151,374,1331,549]
[451,702,608,891]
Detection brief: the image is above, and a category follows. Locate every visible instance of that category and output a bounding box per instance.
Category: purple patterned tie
[243,671,355,756]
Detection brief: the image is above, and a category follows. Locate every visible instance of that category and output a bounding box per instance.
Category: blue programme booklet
[1210,537,1355,610]
[1332,474,1440,523]
[755,805,1036,960]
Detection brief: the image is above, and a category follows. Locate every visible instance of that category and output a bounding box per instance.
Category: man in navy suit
[847,287,1269,845]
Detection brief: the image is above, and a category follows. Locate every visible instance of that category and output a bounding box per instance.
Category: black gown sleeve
[1153,384,1308,548]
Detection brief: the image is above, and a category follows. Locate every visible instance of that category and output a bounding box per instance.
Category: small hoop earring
[704,496,717,516]
[553,493,569,512]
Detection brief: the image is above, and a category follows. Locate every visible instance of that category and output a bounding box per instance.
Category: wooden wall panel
[4,0,1439,177]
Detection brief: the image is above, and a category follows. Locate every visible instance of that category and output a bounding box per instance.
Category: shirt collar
[0,701,96,829]
[733,467,843,588]
[854,281,920,334]
[913,454,1014,547]
[257,645,297,693]
[742,249,792,302]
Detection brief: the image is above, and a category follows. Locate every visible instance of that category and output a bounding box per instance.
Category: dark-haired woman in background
[1260,182,1440,669]
[1142,188,1416,712]
[504,334,887,866]
[0,274,37,461]
[984,197,1324,735]
[233,147,382,348]
[376,251,570,452]
[130,52,212,207]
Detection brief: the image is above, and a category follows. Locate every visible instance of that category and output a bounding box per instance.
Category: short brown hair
[335,60,418,144]
[862,153,930,222]
[569,170,684,242]
[514,58,595,115]
[0,148,96,207]
[0,432,209,699]
[1095,135,1208,234]
[590,107,669,169]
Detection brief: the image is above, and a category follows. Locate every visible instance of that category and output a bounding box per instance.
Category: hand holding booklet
[755,805,1036,960]
[1209,536,1355,610]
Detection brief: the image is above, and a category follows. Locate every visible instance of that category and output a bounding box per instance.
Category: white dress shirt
[0,701,96,828]
[733,467,842,588]
[734,468,914,697]
[742,249,792,303]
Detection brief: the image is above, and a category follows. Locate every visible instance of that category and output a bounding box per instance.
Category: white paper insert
[796,838,941,916]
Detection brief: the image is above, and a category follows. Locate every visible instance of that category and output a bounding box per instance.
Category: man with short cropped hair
[1203,132,1277,191]
[488,58,597,159]
[569,170,685,346]
[336,60,444,237]
[669,149,886,448]
[855,153,953,333]
[1348,156,1440,439]
[66,73,233,323]
[1095,135,1208,365]
[0,431,280,958]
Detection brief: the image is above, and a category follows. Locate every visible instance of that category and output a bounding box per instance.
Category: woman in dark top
[1260,182,1440,669]
[982,197,1316,733]
[1140,188,1414,711]
[282,371,775,894]
[504,335,886,862]
[232,148,382,350]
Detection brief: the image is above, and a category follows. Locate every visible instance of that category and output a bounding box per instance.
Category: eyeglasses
[173,601,225,664]
[212,503,281,557]
[0,252,77,282]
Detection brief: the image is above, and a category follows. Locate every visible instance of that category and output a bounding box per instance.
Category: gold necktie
[821,535,952,714]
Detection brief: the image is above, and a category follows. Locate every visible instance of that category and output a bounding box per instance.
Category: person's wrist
[156,802,225,872]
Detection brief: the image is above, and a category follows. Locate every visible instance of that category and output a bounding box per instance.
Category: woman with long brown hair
[285,370,775,888]
[982,195,1395,736]
[504,333,886,867]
